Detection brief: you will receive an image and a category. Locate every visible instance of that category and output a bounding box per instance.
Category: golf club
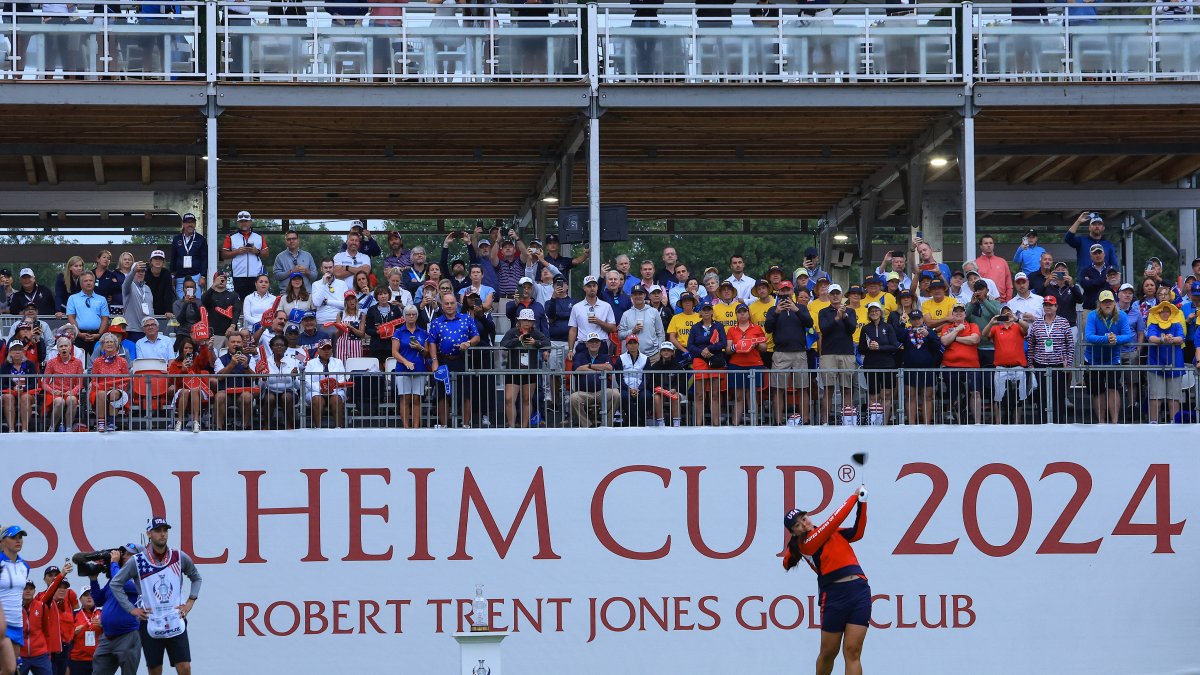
[851,451,868,487]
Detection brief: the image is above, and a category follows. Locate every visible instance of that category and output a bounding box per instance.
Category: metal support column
[1179,178,1198,280]
[960,2,978,262]
[204,0,220,286]
[586,2,601,279]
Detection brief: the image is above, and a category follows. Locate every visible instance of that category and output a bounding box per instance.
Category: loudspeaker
[555,205,629,243]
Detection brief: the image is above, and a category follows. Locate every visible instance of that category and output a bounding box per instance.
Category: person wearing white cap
[569,332,620,428]
[499,307,551,428]
[504,276,547,335]
[1003,272,1045,323]
[646,341,683,426]
[221,211,270,299]
[618,285,665,363]
[10,267,57,317]
[567,275,616,348]
[145,249,177,318]
[170,212,208,300]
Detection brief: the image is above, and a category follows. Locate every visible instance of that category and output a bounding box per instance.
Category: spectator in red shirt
[43,336,84,432]
[70,588,101,675]
[986,306,1029,424]
[90,333,130,433]
[939,303,983,424]
[726,304,766,427]
[21,563,70,674]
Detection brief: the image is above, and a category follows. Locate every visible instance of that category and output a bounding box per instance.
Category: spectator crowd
[0,210,1198,431]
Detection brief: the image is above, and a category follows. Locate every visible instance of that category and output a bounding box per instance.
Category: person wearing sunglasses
[65,271,111,354]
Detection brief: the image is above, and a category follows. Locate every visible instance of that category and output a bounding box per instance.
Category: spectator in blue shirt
[88,544,142,675]
[429,293,479,428]
[135,317,175,360]
[1145,302,1187,422]
[1065,212,1119,273]
[1011,229,1047,275]
[1084,291,1134,423]
[65,271,110,354]
[391,305,432,429]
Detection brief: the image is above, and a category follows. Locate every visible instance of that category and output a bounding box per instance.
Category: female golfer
[783,486,869,675]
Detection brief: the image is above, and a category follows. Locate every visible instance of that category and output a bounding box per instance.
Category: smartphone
[1055,271,1065,280]
[1021,237,1029,247]
[185,287,195,298]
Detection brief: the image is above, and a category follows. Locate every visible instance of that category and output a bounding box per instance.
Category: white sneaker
[192,421,201,433]
[174,421,183,432]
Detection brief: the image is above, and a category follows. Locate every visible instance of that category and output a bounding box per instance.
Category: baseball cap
[919,271,935,280]
[284,324,299,334]
[972,280,989,292]
[344,290,357,298]
[289,271,304,279]
[0,525,28,539]
[1088,213,1104,224]
[147,517,171,532]
[301,311,316,320]
[1105,267,1120,277]
[719,280,735,290]
[648,285,663,294]
[150,249,166,260]
[804,247,820,258]
[698,302,714,311]
[951,270,965,278]
[545,234,560,243]
[952,302,966,311]
[794,267,810,279]
[659,341,675,352]
[583,275,598,285]
[886,272,900,282]
[866,302,883,311]
[501,239,516,247]
[237,210,252,221]
[864,274,882,285]
[735,303,750,313]
[553,274,567,284]
[1025,229,1038,238]
[679,292,697,304]
[19,267,34,277]
[527,239,542,248]
[778,280,794,291]
[1190,281,1200,295]
[1098,290,1116,303]
[586,332,602,342]
[828,284,843,294]
[1055,262,1071,271]
[44,566,61,577]
[108,322,127,334]
[518,276,534,286]
[784,508,807,529]
[0,269,10,277]
[767,265,785,276]
[517,308,535,321]
[625,334,639,344]
[1090,243,1105,253]
[317,339,333,349]
[847,285,864,296]
[898,289,913,298]
[631,285,647,296]
[478,238,492,247]
[1013,272,1028,281]
[1119,283,1136,293]
[182,212,197,222]
[908,309,923,320]
[929,279,946,289]
[80,587,91,597]
[1042,295,1058,306]
[754,278,770,289]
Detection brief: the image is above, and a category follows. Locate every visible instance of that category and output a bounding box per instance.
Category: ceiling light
[833,234,849,242]
[542,196,559,203]
[929,157,949,168]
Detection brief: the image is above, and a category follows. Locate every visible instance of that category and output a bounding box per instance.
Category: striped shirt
[1026,316,1075,366]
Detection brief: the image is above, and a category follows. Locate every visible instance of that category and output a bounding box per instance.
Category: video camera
[71,549,123,578]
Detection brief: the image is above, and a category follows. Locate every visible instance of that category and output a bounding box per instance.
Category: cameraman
[88,545,142,675]
[110,519,201,675]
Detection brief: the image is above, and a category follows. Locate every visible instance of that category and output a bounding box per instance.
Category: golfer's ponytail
[783,533,802,571]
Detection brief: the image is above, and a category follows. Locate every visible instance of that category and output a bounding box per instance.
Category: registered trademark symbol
[838,465,856,482]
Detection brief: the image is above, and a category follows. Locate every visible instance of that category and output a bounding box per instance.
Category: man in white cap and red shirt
[221,210,270,300]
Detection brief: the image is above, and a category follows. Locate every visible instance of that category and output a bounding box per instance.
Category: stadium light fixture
[929,156,949,168]
[833,233,850,243]
[542,196,559,203]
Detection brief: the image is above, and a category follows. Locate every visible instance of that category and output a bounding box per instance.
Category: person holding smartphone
[171,278,204,339]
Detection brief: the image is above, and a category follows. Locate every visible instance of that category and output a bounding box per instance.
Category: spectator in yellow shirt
[748,278,777,366]
[667,292,700,354]
[922,279,957,329]
[863,275,897,314]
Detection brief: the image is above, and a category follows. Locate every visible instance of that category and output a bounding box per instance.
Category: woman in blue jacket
[1145,302,1187,423]
[1084,290,1134,423]
[898,310,943,424]
[687,303,727,426]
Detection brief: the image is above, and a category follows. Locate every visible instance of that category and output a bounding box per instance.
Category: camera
[71,549,122,577]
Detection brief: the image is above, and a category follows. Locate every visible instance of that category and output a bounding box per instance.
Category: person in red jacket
[20,562,70,675]
[34,566,77,675]
[783,487,869,675]
[69,588,101,675]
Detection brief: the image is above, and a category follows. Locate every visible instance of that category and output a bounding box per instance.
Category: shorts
[139,623,190,670]
[1084,368,1119,393]
[862,368,894,395]
[726,364,763,390]
[6,623,22,647]
[1148,373,1184,401]
[505,373,538,388]
[770,351,810,390]
[903,369,937,391]
[819,354,856,389]
[819,577,872,633]
[395,373,427,396]
[944,369,983,394]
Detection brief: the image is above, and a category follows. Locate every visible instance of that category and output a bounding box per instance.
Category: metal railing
[974,2,1200,81]
[1,1,202,80]
[598,3,959,83]
[216,1,583,82]
[1,364,1195,432]
[5,2,1199,82]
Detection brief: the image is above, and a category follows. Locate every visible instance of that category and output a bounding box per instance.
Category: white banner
[4,427,1197,674]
